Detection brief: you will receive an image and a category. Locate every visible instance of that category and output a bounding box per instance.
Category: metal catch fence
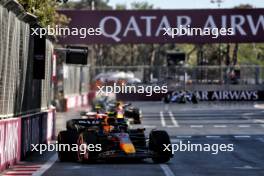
[0,5,54,118]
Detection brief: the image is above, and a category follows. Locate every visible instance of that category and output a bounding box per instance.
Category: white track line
[190,125,203,128]
[238,125,250,128]
[206,136,221,138]
[254,104,264,109]
[214,125,227,128]
[234,135,251,138]
[160,111,166,127]
[253,119,264,127]
[166,125,177,128]
[257,138,264,143]
[170,139,181,143]
[32,154,57,176]
[160,164,175,176]
[243,112,255,116]
[177,135,192,138]
[143,125,157,128]
[252,119,264,128]
[254,119,264,123]
[168,111,179,127]
[233,165,254,169]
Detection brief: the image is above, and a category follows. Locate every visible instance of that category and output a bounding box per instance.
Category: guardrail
[0,109,56,171]
[20,109,56,159]
[0,1,54,119]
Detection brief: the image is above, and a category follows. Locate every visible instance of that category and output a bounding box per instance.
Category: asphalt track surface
[8,102,264,176]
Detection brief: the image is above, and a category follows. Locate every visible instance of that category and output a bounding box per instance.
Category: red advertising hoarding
[0,118,21,171]
[57,9,264,44]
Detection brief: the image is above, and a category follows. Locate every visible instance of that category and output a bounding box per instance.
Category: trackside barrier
[21,109,56,160]
[0,118,21,171]
[0,108,56,172]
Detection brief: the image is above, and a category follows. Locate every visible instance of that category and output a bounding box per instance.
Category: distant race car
[92,97,142,124]
[94,71,142,84]
[57,113,172,163]
[163,91,198,104]
[123,105,141,124]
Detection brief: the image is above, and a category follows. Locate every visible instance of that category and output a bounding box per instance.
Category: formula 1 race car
[57,113,172,163]
[104,102,141,124]
[123,105,141,124]
[92,97,141,124]
[163,91,198,104]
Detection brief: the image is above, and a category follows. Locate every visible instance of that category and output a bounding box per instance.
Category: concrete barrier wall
[0,118,21,171]
[0,109,55,172]
[21,109,56,160]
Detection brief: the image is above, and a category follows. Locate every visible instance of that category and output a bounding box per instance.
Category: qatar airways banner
[58,9,264,44]
[196,90,264,101]
[117,90,264,101]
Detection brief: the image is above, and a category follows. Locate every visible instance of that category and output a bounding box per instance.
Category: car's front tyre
[57,130,78,162]
[149,130,172,163]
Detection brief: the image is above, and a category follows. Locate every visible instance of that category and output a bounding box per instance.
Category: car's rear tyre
[149,130,172,163]
[77,131,98,163]
[57,130,78,162]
